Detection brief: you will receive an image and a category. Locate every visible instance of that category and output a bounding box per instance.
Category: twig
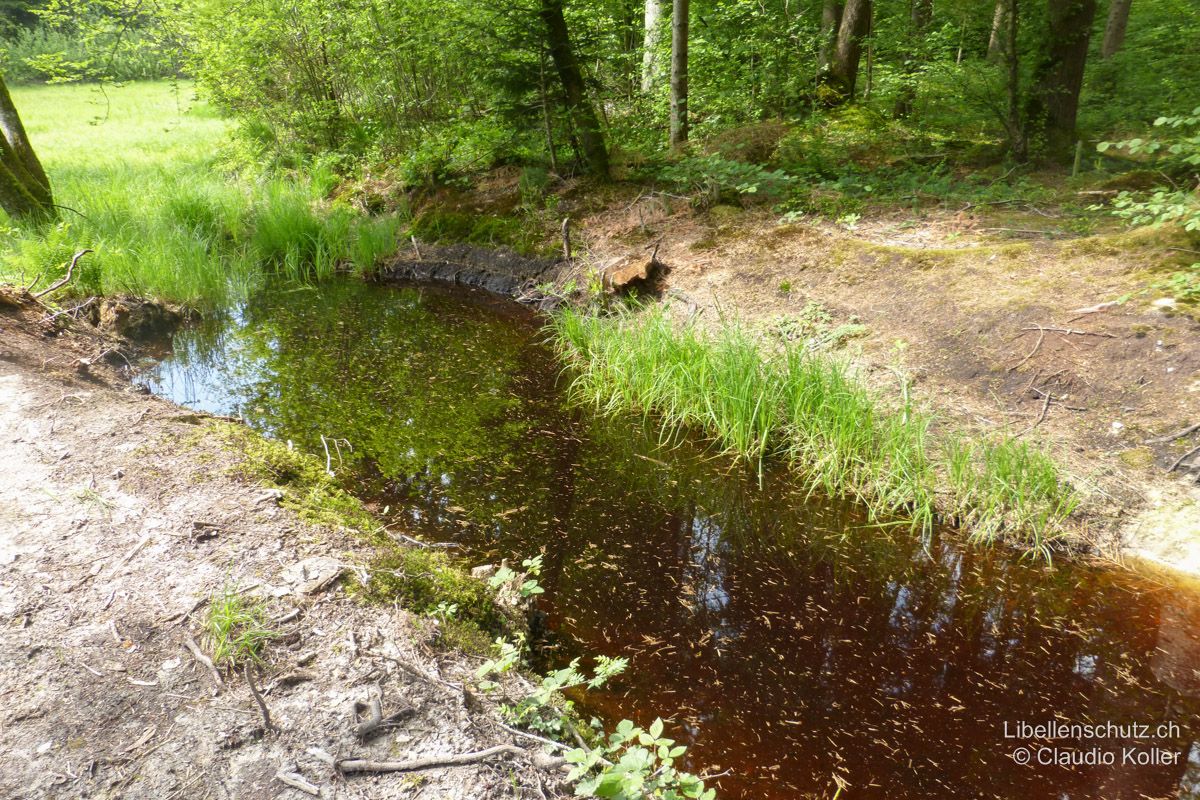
[274,770,320,796]
[1033,390,1053,428]
[1019,326,1116,339]
[561,217,571,261]
[1145,423,1200,445]
[32,249,93,299]
[245,664,275,732]
[336,744,523,774]
[1008,325,1045,372]
[353,697,383,739]
[183,635,222,694]
[1168,443,1200,473]
[410,236,422,260]
[1066,300,1119,322]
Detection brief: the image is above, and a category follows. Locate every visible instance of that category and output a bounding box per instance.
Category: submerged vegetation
[551,304,1078,557]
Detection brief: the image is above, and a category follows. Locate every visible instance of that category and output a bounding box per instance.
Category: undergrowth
[550,304,1078,558]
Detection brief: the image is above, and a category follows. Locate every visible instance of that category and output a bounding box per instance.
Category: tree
[669,0,689,148]
[818,0,844,74]
[1025,0,1099,157]
[0,74,54,221]
[641,0,664,93]
[894,0,932,117]
[1101,0,1131,57]
[539,0,610,178]
[827,0,872,101]
[987,0,1007,61]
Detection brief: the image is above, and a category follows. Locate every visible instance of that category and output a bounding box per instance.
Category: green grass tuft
[550,303,1078,556]
[204,584,279,667]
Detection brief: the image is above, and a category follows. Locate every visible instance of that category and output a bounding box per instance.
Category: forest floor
[0,294,564,799]
[412,168,1200,575]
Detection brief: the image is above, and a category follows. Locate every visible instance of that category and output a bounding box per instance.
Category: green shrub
[659,155,794,207]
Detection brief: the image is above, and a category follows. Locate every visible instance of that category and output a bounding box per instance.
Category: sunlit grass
[0,81,401,307]
[551,304,1078,556]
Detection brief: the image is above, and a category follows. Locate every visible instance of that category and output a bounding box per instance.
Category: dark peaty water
[141,279,1200,799]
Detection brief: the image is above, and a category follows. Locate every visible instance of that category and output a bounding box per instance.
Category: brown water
[141,278,1200,799]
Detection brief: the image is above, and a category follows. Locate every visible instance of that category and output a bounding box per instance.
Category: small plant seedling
[778,280,792,294]
[204,583,279,667]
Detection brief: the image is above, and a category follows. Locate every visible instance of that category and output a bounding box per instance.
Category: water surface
[141,279,1200,799]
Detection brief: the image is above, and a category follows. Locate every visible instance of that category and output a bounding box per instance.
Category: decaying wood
[336,744,523,774]
[274,769,321,796]
[353,697,383,739]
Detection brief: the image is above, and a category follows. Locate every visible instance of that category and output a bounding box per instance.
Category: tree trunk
[893,0,932,117]
[539,0,610,179]
[817,0,844,74]
[987,0,1006,62]
[0,74,53,221]
[669,0,688,149]
[1025,0,1098,159]
[1101,0,1131,57]
[1004,0,1027,160]
[641,0,664,93]
[828,0,872,101]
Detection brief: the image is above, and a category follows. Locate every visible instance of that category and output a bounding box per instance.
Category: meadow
[0,81,402,307]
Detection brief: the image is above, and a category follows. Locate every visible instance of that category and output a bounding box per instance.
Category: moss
[210,420,514,648]
[409,209,549,257]
[1118,447,1155,469]
[354,545,504,634]
[212,422,379,534]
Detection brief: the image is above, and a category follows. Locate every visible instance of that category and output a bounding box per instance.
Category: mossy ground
[210,420,510,651]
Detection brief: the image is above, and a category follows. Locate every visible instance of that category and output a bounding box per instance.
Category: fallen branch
[183,635,222,694]
[32,249,93,299]
[1168,443,1200,474]
[245,664,275,732]
[336,744,523,775]
[1145,422,1200,446]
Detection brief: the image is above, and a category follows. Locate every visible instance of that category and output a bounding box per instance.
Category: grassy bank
[0,81,403,307]
[551,305,1079,558]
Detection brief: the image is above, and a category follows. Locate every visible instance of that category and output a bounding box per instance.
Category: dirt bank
[397,174,1200,575]
[0,296,565,799]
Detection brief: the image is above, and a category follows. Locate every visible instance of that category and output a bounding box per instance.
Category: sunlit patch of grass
[204,583,279,667]
[0,82,403,308]
[944,435,1079,560]
[550,304,1078,555]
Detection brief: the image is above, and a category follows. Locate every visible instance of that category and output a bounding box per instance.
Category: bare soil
[0,296,565,799]
[574,191,1200,573]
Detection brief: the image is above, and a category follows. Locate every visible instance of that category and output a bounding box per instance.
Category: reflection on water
[141,279,1200,800]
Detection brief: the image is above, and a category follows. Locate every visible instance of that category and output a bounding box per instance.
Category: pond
[140,278,1200,799]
